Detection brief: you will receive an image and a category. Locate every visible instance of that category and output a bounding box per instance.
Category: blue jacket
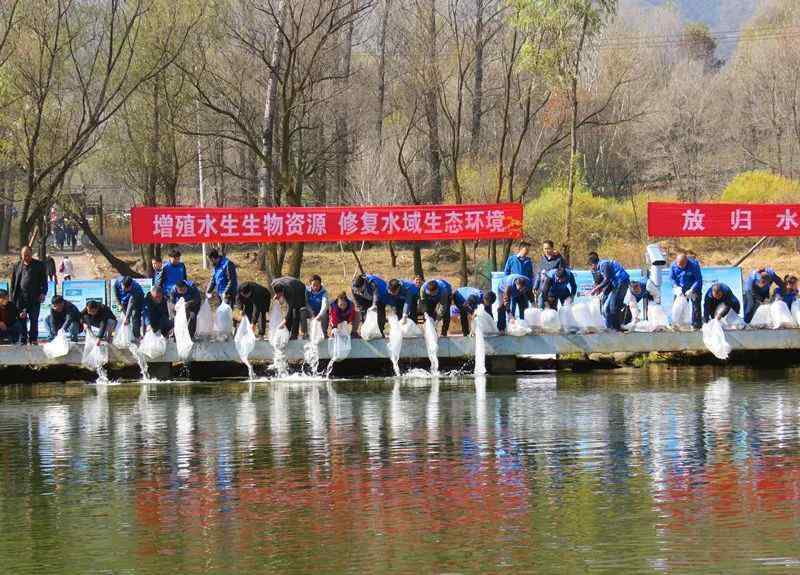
[306,286,328,315]
[207,256,237,297]
[113,278,144,311]
[392,280,420,316]
[671,258,703,293]
[143,293,169,328]
[504,254,534,282]
[745,268,783,300]
[454,287,484,312]
[775,286,797,308]
[703,283,740,322]
[420,279,452,306]
[542,268,577,301]
[352,274,392,306]
[597,260,630,290]
[534,253,566,291]
[499,274,531,299]
[170,280,201,306]
[159,261,187,295]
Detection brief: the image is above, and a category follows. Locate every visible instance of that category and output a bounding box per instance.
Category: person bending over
[704,282,741,323]
[46,295,81,342]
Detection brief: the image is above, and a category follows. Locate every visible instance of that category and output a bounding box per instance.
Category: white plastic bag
[387,315,404,376]
[770,300,795,329]
[540,309,561,333]
[749,304,772,329]
[400,317,423,338]
[702,318,731,360]
[647,304,671,331]
[173,298,194,360]
[574,297,605,333]
[792,300,800,327]
[423,314,439,375]
[308,317,325,344]
[139,329,167,359]
[523,307,541,330]
[268,303,290,348]
[558,303,579,333]
[588,297,606,331]
[720,309,745,330]
[359,308,383,340]
[234,315,257,364]
[328,324,351,362]
[474,306,499,336]
[43,329,71,359]
[196,298,215,338]
[82,331,108,370]
[671,295,692,330]
[112,321,133,349]
[214,302,234,340]
[507,317,532,337]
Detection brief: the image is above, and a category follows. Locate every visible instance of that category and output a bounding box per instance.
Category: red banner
[648,202,800,237]
[131,203,523,244]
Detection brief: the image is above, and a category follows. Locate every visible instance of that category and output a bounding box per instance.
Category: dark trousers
[686,289,702,328]
[394,296,420,323]
[458,303,493,336]
[46,316,81,341]
[285,305,308,340]
[423,299,451,336]
[355,295,387,335]
[603,280,630,331]
[743,291,763,324]
[242,301,268,336]
[125,300,143,339]
[0,321,23,344]
[509,294,529,320]
[149,317,173,337]
[497,305,508,333]
[16,296,41,343]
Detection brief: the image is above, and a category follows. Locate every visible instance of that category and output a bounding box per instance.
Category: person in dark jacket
[306,275,329,336]
[171,279,202,337]
[46,256,57,285]
[534,240,566,308]
[329,292,359,335]
[670,252,703,329]
[45,295,82,342]
[504,241,534,283]
[10,246,49,344]
[704,282,741,323]
[143,286,172,337]
[158,249,188,297]
[498,273,531,323]
[387,278,421,322]
[81,301,117,342]
[113,276,144,339]
[150,256,163,283]
[271,276,309,340]
[0,289,23,344]
[743,267,784,323]
[420,279,453,337]
[237,282,270,338]
[541,267,578,309]
[589,252,630,331]
[453,287,496,336]
[775,275,798,308]
[352,273,392,335]
[206,249,237,305]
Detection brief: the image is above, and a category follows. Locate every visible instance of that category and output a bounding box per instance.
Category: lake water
[1,368,799,574]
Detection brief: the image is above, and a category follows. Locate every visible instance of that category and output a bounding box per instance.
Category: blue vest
[670,258,702,293]
[114,279,144,309]
[170,280,200,304]
[546,268,576,300]
[745,268,779,300]
[422,279,452,305]
[599,260,629,288]
[454,287,483,310]
[504,254,534,281]
[212,257,237,296]
[160,261,187,294]
[499,274,530,298]
[306,286,328,315]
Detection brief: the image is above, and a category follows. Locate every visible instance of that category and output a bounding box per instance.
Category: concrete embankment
[2,329,800,382]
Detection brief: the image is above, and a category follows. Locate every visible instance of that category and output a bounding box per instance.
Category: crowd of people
[0,241,796,345]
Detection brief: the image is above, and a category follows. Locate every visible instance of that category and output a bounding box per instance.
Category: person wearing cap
[743,267,785,324]
[704,282,741,323]
[143,285,172,337]
[271,276,310,340]
[236,282,270,338]
[170,279,202,337]
[351,273,392,335]
[453,287,496,336]
[81,300,117,342]
[420,278,453,336]
[588,252,630,331]
[540,266,577,309]
[206,249,238,305]
[45,295,82,342]
[387,278,421,322]
[113,276,144,339]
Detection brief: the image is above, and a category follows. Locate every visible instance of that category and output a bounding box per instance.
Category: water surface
[1,367,799,574]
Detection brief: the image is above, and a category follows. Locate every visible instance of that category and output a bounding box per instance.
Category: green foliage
[720,171,800,203]
[524,175,647,265]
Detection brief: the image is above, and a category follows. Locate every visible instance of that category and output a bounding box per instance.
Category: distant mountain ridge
[641,0,759,31]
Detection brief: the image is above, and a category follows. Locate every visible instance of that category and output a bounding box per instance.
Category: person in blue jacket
[113,276,144,339]
[206,249,238,305]
[306,274,329,336]
[453,287,496,336]
[775,275,798,308]
[743,267,785,323]
[158,249,188,297]
[143,285,172,337]
[670,251,703,329]
[498,273,531,325]
[170,279,202,337]
[589,252,630,331]
[420,279,453,336]
[352,273,392,335]
[504,241,533,283]
[541,267,577,309]
[704,282,741,323]
[533,240,566,308]
[388,278,421,322]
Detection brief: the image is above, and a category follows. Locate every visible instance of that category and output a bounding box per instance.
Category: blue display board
[62,280,107,311]
[0,280,57,339]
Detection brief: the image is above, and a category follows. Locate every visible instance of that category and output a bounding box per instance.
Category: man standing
[10,246,49,344]
[504,241,534,284]
[589,252,630,331]
[743,267,785,324]
[670,251,703,329]
[271,276,310,340]
[113,276,145,340]
[534,240,566,308]
[158,249,188,297]
[60,256,74,281]
[46,295,82,342]
[306,274,329,336]
[206,249,238,305]
[237,282,270,338]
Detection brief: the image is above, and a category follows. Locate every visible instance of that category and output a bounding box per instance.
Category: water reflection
[1,369,800,573]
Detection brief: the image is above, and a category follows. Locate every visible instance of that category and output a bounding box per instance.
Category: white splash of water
[423,314,439,376]
[387,315,404,377]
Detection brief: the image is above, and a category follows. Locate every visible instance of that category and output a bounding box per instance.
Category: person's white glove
[564,297,573,306]
[673,286,682,297]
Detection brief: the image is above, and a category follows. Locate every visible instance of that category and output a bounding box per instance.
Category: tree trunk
[413,245,423,277]
[75,214,144,277]
[141,76,160,272]
[423,0,443,204]
[0,204,7,254]
[289,243,304,278]
[470,0,484,158]
[388,242,397,267]
[376,0,391,145]
[334,0,355,204]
